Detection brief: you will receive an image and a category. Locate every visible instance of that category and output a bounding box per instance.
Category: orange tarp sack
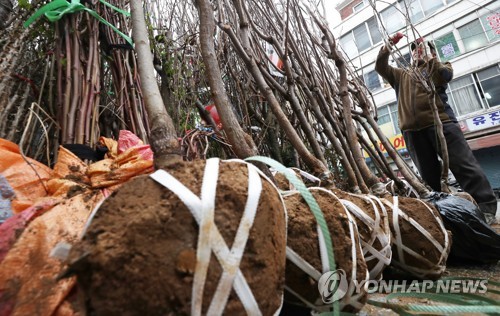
[0,139,52,213]
[0,130,154,316]
[52,147,90,184]
[89,130,153,188]
[0,197,61,263]
[0,190,103,316]
[87,146,153,188]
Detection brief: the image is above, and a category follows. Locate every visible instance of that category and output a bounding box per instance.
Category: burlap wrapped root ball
[66,158,287,315]
[382,196,451,279]
[332,189,392,280]
[283,187,369,313]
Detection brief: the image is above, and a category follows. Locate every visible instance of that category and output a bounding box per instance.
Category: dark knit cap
[411,40,435,51]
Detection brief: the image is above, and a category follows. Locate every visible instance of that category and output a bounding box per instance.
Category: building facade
[333,0,500,190]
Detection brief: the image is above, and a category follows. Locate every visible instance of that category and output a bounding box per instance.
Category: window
[389,53,411,69]
[381,5,405,34]
[458,19,489,52]
[419,0,444,16]
[435,32,460,61]
[389,103,400,134]
[447,75,484,116]
[339,33,357,59]
[477,65,500,108]
[367,17,382,45]
[376,102,400,134]
[396,53,411,67]
[363,70,381,91]
[353,24,371,52]
[377,105,391,125]
[353,1,365,12]
[398,0,424,23]
[339,18,382,58]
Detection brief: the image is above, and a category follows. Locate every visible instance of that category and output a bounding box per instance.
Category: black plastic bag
[427,193,500,264]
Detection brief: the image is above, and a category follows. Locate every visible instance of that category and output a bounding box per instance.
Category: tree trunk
[130,0,181,169]
[196,0,257,159]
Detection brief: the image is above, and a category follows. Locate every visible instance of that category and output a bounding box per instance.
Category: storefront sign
[465,109,500,132]
[363,134,406,158]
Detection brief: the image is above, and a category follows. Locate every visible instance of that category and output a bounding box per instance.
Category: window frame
[458,18,489,52]
[476,64,500,109]
[447,73,487,117]
[363,70,382,92]
[398,0,424,24]
[376,102,400,135]
[434,31,461,61]
[353,1,366,13]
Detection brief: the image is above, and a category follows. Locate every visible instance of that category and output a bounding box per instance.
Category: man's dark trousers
[403,121,497,215]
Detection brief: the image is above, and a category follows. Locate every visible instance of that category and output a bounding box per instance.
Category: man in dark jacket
[375,37,497,220]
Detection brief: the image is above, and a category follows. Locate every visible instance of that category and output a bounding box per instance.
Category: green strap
[407,305,500,314]
[23,0,132,46]
[244,156,339,316]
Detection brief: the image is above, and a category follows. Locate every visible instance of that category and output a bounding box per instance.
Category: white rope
[317,226,331,274]
[390,197,406,266]
[366,195,393,277]
[150,159,264,315]
[385,179,419,198]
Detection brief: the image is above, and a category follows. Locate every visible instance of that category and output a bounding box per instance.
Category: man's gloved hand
[389,32,405,45]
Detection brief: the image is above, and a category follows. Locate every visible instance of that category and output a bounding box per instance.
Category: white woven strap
[285,247,322,281]
[150,158,263,316]
[365,194,392,269]
[340,198,391,267]
[340,205,369,311]
[226,159,287,316]
[385,180,419,198]
[415,199,450,266]
[290,167,321,185]
[208,162,262,315]
[367,195,391,238]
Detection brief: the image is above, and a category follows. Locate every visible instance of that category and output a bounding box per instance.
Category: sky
[323,0,342,28]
